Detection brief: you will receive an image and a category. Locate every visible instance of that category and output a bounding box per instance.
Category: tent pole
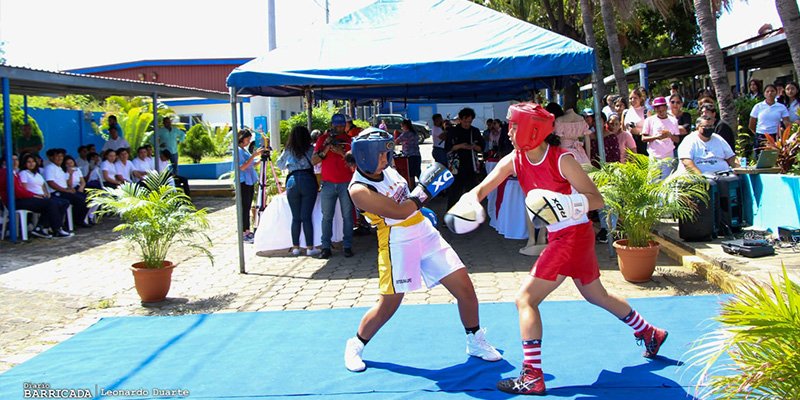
[239,99,245,131]
[734,57,741,96]
[3,77,17,242]
[591,67,606,162]
[305,89,313,131]
[231,87,246,274]
[23,95,28,124]
[638,66,648,92]
[152,93,160,172]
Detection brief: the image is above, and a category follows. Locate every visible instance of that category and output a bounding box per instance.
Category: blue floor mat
[0,295,728,399]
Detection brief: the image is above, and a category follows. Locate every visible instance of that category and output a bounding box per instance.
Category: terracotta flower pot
[130,261,175,303]
[612,240,660,283]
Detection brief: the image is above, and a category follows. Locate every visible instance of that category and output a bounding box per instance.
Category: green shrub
[179,124,214,164]
[278,103,337,147]
[208,123,232,158]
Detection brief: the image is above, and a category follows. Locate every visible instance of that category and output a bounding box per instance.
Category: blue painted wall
[28,109,106,155]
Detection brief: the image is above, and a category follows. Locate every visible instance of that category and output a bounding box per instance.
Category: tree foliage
[0,106,45,153]
[94,96,175,150]
[179,123,215,164]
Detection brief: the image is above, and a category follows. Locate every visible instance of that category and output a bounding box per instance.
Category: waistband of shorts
[378,211,424,229]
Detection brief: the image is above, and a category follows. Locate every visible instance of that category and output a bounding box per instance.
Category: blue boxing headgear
[351,127,394,174]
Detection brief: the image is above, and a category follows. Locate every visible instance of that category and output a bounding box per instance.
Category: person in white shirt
[100,149,122,188]
[16,153,73,237]
[85,152,103,189]
[75,146,90,177]
[131,146,154,183]
[114,148,136,184]
[749,84,791,157]
[44,148,90,228]
[63,155,86,192]
[431,113,448,166]
[677,116,740,175]
[101,126,130,153]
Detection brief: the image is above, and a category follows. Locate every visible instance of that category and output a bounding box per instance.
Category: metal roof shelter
[2,65,230,242]
[580,28,794,94]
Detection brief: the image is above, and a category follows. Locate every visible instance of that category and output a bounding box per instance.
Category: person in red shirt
[311,114,355,259]
[1,155,71,238]
[449,103,667,396]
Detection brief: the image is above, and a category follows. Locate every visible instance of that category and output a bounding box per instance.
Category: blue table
[739,173,800,232]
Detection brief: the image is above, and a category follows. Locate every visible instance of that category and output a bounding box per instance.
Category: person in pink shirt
[641,97,680,179]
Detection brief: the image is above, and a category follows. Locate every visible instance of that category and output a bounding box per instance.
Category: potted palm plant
[590,151,708,282]
[88,170,213,303]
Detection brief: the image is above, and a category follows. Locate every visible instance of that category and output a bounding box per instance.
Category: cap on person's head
[331,114,346,127]
[652,97,668,107]
[582,108,595,117]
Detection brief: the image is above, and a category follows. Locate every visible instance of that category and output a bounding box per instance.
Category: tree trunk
[599,0,629,99]
[694,0,737,130]
[580,0,606,101]
[776,0,800,79]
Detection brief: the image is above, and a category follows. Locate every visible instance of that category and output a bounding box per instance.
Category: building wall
[87,64,240,92]
[169,103,252,129]
[28,109,106,156]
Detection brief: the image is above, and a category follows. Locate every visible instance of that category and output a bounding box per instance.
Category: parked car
[371,114,430,143]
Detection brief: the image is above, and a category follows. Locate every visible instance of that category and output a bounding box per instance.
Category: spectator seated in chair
[44,148,90,228]
[4,153,73,238]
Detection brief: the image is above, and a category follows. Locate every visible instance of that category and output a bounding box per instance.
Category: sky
[0,0,794,71]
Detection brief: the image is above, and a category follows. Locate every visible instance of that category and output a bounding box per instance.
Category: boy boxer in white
[343,128,501,372]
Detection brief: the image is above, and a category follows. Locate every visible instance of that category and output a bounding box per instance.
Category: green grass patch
[179,155,231,165]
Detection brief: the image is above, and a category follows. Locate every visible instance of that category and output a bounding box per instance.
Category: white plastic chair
[1,203,34,241]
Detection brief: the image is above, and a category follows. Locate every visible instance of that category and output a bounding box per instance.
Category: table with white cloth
[254,192,344,253]
[485,161,528,240]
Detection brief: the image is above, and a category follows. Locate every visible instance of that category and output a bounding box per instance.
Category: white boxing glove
[525,189,588,226]
[444,192,486,234]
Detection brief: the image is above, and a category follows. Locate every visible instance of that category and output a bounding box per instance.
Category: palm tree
[599,0,629,99]
[693,0,737,130]
[580,0,607,101]
[776,0,800,79]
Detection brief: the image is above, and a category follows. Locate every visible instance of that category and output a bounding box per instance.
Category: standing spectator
[554,107,592,164]
[44,148,90,228]
[431,113,448,166]
[676,116,739,175]
[445,107,484,209]
[378,119,388,131]
[277,126,320,257]
[3,154,72,238]
[670,82,681,99]
[100,149,122,188]
[105,115,124,138]
[101,126,129,153]
[156,117,185,174]
[395,119,421,185]
[345,116,363,138]
[311,114,354,259]
[749,84,791,156]
[75,146,90,176]
[700,103,736,152]
[639,86,654,114]
[623,88,648,155]
[668,94,692,150]
[641,97,679,179]
[775,81,786,104]
[237,130,263,244]
[15,124,42,158]
[602,94,615,119]
[746,79,763,100]
[114,148,136,184]
[780,81,799,125]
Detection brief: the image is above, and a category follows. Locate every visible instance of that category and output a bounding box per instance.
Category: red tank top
[513,144,573,195]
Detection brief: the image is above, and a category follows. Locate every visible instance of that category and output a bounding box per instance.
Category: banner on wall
[253,116,268,148]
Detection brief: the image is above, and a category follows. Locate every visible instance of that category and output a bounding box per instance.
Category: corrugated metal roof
[0,65,230,100]
[66,58,254,74]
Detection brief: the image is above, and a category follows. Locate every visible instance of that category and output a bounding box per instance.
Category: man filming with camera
[311,114,355,259]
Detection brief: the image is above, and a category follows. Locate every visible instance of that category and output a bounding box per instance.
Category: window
[178,114,203,129]
[280,110,287,121]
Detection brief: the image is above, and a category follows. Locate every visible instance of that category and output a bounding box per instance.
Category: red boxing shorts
[531,221,600,285]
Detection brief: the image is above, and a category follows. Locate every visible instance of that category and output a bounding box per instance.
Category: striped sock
[621,309,652,335]
[522,339,542,370]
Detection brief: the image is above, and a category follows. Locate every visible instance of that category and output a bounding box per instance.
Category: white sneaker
[291,248,302,256]
[344,337,366,372]
[306,248,321,256]
[466,328,502,361]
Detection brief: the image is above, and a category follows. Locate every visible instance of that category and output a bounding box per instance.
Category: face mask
[700,127,714,138]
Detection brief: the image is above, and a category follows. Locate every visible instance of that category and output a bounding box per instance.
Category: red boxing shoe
[635,326,668,358]
[497,365,546,395]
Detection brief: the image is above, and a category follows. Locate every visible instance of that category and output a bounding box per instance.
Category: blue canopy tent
[226,0,606,273]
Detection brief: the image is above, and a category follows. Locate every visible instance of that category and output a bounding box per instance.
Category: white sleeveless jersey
[349,167,418,227]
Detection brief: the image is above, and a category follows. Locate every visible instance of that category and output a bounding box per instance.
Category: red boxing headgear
[507,103,555,151]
